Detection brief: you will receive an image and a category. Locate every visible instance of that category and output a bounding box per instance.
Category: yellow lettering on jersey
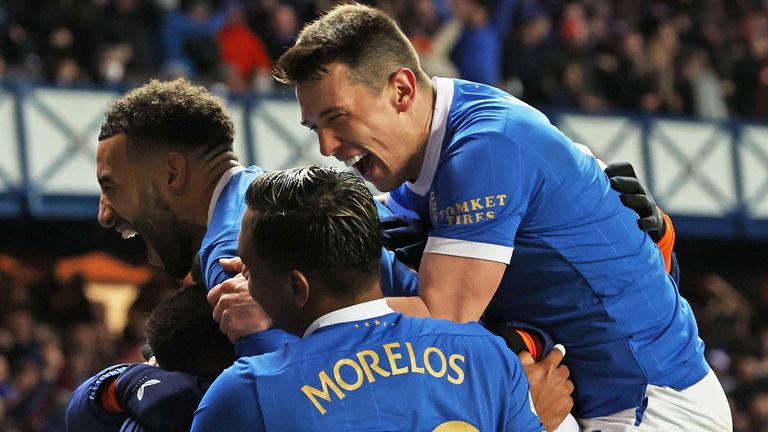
[424,347,447,378]
[333,358,364,391]
[303,344,467,415]
[447,354,465,384]
[356,349,391,383]
[383,342,409,375]
[301,371,345,415]
[405,342,425,374]
[436,194,508,226]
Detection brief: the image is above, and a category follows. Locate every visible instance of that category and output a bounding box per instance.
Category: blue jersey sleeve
[426,130,540,264]
[378,247,418,297]
[235,329,299,358]
[386,186,430,221]
[191,361,264,432]
[669,251,680,286]
[376,199,419,297]
[66,365,129,432]
[199,229,240,290]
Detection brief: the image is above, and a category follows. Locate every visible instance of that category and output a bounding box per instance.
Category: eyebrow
[300,107,342,128]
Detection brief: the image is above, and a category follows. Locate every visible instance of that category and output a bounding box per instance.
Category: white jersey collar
[207,165,245,226]
[303,298,394,338]
[406,76,454,196]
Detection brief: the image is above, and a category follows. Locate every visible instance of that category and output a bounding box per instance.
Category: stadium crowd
[0,257,180,432]
[1,0,768,119]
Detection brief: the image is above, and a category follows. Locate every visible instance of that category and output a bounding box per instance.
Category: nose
[317,128,341,157]
[98,194,117,228]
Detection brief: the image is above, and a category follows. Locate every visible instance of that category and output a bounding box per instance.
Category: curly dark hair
[274,4,429,90]
[99,79,234,156]
[146,283,234,379]
[245,166,382,297]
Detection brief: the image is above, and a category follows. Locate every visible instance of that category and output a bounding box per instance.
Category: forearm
[66,365,129,432]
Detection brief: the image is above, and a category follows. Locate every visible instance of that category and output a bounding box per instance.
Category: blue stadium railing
[1,79,767,240]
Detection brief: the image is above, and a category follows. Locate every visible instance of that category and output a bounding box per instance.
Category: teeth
[121,230,137,239]
[344,153,367,167]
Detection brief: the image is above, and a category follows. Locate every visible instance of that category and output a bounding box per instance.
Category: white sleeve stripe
[424,237,514,264]
[383,193,420,219]
[574,142,607,170]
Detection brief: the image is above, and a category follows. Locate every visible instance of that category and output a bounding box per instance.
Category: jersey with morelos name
[192,300,542,432]
[386,77,708,418]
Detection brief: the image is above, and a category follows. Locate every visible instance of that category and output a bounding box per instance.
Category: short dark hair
[99,79,234,156]
[274,4,429,90]
[245,166,381,297]
[146,283,234,379]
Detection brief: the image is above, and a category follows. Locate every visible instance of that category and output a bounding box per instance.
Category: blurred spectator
[503,7,553,105]
[732,10,768,120]
[641,19,685,114]
[680,48,729,119]
[449,0,515,86]
[549,2,607,111]
[160,0,226,79]
[40,26,84,84]
[415,16,462,78]
[94,0,163,84]
[264,3,300,65]
[218,2,272,92]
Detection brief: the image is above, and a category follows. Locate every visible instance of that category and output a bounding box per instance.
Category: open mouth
[116,225,138,240]
[345,153,374,177]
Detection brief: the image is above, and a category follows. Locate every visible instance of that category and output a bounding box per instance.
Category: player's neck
[406,81,436,183]
[295,281,384,337]
[167,152,241,232]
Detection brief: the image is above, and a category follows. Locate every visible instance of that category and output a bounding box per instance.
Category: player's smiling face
[297,63,418,192]
[96,134,196,278]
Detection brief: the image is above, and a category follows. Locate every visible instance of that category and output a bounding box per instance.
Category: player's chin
[362,166,397,192]
[152,248,193,280]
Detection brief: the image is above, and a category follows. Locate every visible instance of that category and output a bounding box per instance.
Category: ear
[289,270,310,309]
[389,67,418,113]
[164,152,188,195]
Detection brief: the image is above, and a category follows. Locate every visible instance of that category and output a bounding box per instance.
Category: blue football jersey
[386,78,708,418]
[199,165,417,296]
[192,300,543,432]
[199,166,417,356]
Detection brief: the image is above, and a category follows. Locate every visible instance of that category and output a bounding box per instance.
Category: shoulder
[204,359,258,399]
[446,81,558,149]
[405,317,506,345]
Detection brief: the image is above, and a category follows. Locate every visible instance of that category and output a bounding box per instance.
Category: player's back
[237,313,541,431]
[437,79,708,416]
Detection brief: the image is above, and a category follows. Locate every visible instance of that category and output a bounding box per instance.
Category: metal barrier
[0,80,766,239]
